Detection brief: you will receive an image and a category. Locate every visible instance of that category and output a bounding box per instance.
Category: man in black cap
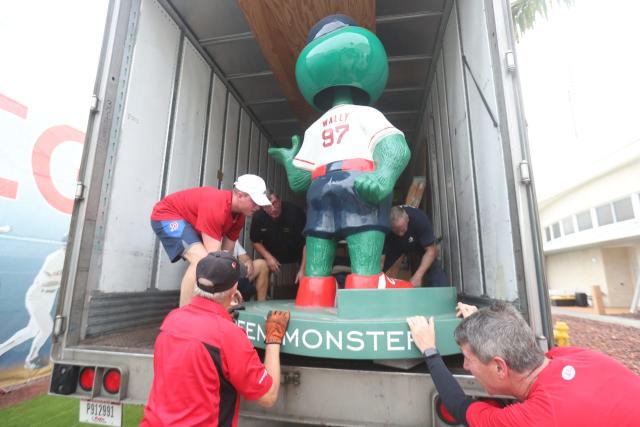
[142,251,291,426]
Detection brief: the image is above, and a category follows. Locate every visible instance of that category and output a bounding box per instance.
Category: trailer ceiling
[167,0,447,147]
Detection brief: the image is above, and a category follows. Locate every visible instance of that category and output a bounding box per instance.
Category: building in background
[539,142,640,307]
[516,0,640,309]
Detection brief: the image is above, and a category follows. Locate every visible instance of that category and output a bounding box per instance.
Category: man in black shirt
[250,190,306,273]
[382,205,448,287]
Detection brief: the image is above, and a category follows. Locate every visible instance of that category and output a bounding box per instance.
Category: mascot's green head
[295,14,389,111]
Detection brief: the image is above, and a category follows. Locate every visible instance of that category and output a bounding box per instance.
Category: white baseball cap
[234,174,271,206]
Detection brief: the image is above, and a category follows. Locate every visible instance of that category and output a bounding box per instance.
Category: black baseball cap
[196,251,246,293]
[307,14,357,43]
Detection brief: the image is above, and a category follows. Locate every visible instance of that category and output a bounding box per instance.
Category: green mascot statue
[269,15,412,307]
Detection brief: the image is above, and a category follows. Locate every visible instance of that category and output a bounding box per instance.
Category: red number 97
[322,129,334,147]
[322,124,349,147]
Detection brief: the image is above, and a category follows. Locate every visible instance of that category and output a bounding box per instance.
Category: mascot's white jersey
[293,104,403,171]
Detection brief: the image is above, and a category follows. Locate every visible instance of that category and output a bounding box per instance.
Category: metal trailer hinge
[519,160,531,184]
[537,335,549,352]
[75,182,85,200]
[90,94,99,113]
[505,51,517,72]
[53,315,66,338]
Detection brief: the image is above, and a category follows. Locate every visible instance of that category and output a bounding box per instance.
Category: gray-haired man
[143,251,290,426]
[407,302,640,426]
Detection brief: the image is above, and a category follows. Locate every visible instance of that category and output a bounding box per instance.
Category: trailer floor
[79,323,161,353]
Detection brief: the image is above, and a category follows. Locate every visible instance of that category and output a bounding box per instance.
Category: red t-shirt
[141,297,272,427]
[467,346,640,427]
[150,187,244,241]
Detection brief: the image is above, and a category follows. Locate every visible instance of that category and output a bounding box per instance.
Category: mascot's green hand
[268,135,311,193]
[355,133,410,204]
[268,135,302,166]
[355,172,392,204]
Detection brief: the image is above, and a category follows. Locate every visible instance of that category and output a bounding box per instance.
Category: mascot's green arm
[268,135,311,193]
[355,133,410,204]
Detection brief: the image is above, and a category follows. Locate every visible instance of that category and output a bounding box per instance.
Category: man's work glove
[265,310,290,345]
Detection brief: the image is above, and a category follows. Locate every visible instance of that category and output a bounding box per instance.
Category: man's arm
[220,236,236,252]
[236,252,255,278]
[202,233,222,253]
[296,245,307,283]
[257,311,290,407]
[406,316,473,425]
[253,242,281,273]
[256,344,281,407]
[410,243,437,287]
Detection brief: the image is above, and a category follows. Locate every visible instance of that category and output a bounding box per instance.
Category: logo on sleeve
[561,365,576,381]
[258,369,268,384]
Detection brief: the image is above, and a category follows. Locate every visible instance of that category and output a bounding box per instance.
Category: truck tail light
[79,367,95,391]
[103,369,121,394]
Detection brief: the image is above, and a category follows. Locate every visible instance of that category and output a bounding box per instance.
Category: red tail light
[79,367,95,391]
[435,396,459,425]
[103,369,121,394]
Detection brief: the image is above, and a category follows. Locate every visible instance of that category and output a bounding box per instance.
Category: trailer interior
[52,1,551,419]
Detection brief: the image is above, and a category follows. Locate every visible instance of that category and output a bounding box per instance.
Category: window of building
[613,197,634,222]
[552,222,561,238]
[561,216,574,235]
[596,204,614,226]
[576,210,592,231]
[545,227,552,241]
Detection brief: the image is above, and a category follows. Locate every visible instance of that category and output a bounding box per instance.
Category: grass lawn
[0,394,144,427]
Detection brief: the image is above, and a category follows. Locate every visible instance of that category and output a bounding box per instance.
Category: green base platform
[236,287,461,360]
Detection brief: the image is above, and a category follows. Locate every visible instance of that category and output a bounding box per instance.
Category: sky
[0,0,108,129]
[516,0,640,200]
[1,0,638,203]
[0,1,109,211]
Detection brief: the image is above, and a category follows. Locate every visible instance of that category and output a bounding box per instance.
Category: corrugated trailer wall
[412,0,519,302]
[80,0,286,337]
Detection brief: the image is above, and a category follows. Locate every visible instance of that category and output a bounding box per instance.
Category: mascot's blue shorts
[304,166,391,239]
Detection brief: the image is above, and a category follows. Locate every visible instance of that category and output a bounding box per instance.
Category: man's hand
[409,275,422,288]
[406,315,436,353]
[265,310,290,345]
[455,302,478,319]
[265,255,281,273]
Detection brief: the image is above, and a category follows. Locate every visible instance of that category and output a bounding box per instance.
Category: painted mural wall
[0,0,108,388]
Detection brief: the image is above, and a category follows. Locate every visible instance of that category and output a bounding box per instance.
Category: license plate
[79,399,122,426]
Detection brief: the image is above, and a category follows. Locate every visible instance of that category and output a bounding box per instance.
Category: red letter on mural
[0,94,28,199]
[32,125,85,214]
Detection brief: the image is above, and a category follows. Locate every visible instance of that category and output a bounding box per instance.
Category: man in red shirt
[407,302,640,427]
[150,174,271,306]
[142,251,290,427]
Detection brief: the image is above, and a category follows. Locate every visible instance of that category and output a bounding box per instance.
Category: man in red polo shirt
[142,251,290,427]
[150,174,271,306]
[407,302,640,426]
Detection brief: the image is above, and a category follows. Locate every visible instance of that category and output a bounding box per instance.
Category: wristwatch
[423,347,439,359]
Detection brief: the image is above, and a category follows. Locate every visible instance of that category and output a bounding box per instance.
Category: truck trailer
[50,0,553,425]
